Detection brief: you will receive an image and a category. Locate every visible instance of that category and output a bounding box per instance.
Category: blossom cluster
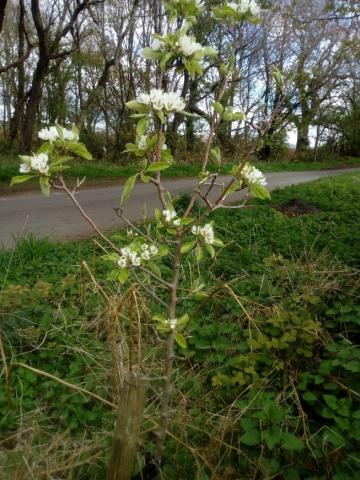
[137,89,186,113]
[151,34,204,58]
[163,209,181,227]
[227,0,260,16]
[38,126,78,143]
[20,153,49,175]
[166,318,178,330]
[241,164,267,186]
[117,244,159,269]
[176,35,203,57]
[191,223,215,245]
[137,135,167,151]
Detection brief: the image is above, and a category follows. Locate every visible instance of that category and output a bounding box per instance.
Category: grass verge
[1,173,359,478]
[1,154,360,193]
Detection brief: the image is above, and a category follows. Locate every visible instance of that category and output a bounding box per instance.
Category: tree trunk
[21,57,49,151]
[296,119,310,155]
[10,0,26,143]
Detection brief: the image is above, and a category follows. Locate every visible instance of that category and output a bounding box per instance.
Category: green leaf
[142,47,163,61]
[210,146,221,163]
[213,238,224,247]
[117,269,129,284]
[156,110,165,123]
[141,173,150,183]
[177,313,190,327]
[136,117,148,136]
[240,429,261,446]
[263,428,280,450]
[302,391,317,403]
[39,176,50,197]
[206,244,215,258]
[152,314,167,323]
[323,394,338,410]
[231,111,246,121]
[195,245,203,261]
[147,262,161,278]
[181,241,196,254]
[213,102,224,115]
[272,67,283,89]
[281,432,304,451]
[120,174,138,206]
[11,175,35,186]
[175,332,187,349]
[146,161,171,172]
[249,183,271,200]
[67,142,92,160]
[126,100,149,113]
[37,142,52,154]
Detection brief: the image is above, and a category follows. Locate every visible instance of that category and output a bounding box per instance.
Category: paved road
[1,169,358,249]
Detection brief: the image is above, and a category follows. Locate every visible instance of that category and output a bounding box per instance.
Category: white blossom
[19,163,31,173]
[162,91,186,112]
[62,128,76,141]
[136,89,185,113]
[38,126,58,142]
[118,247,141,268]
[141,250,151,260]
[149,245,159,255]
[117,257,127,268]
[227,0,260,15]
[227,2,238,11]
[163,209,177,222]
[137,135,147,149]
[30,153,50,174]
[150,38,166,51]
[140,243,159,260]
[242,163,267,186]
[192,223,215,245]
[167,318,177,330]
[177,35,203,57]
[173,219,181,227]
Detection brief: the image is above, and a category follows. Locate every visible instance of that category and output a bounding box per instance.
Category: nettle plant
[11,0,276,477]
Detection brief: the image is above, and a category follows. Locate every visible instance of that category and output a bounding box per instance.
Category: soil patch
[274,198,320,217]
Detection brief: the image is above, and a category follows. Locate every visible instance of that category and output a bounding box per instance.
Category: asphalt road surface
[1,168,359,249]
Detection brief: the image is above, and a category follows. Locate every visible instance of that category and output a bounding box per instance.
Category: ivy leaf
[323,394,338,410]
[240,429,261,446]
[263,428,280,450]
[281,433,304,451]
[120,174,138,206]
[175,332,187,349]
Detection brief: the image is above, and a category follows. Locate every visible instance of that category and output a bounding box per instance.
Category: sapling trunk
[108,374,148,480]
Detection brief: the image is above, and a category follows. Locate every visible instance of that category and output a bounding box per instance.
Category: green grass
[1,173,360,478]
